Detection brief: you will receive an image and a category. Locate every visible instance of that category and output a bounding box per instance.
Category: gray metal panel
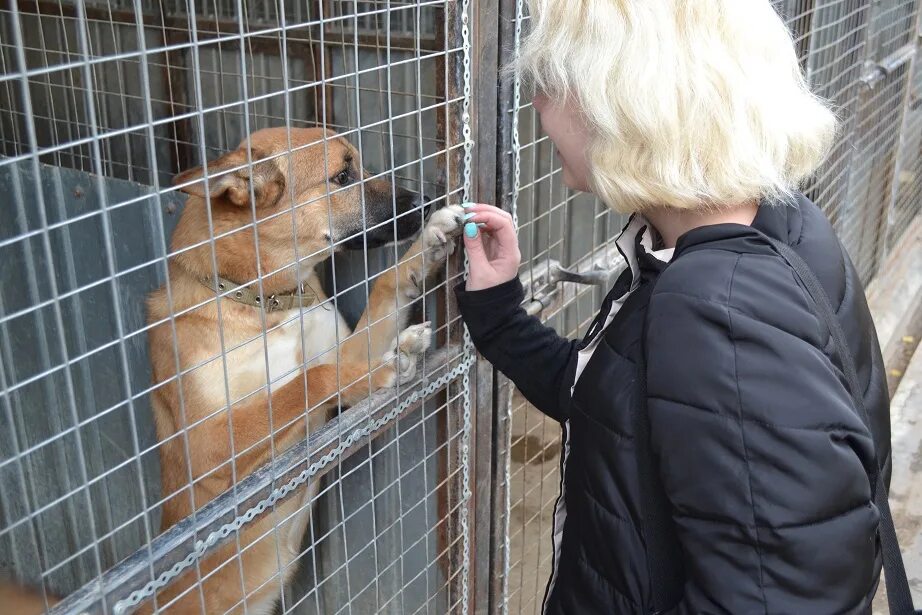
[0,160,183,596]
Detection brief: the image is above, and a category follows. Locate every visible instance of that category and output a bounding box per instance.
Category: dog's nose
[394,188,425,214]
[392,188,426,241]
[421,193,434,219]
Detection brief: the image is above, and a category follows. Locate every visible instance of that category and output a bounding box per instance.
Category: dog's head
[173,127,427,260]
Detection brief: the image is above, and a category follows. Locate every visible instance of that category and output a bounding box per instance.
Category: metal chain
[458,0,475,610]
[510,0,523,233]
[112,356,474,615]
[502,0,525,611]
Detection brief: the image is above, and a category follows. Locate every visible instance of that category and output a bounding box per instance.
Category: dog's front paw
[382,322,432,386]
[422,204,465,265]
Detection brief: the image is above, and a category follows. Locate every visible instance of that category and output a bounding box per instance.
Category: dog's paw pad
[383,322,432,385]
[397,321,432,355]
[423,205,464,263]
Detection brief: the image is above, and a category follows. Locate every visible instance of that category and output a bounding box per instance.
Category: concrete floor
[505,399,560,615]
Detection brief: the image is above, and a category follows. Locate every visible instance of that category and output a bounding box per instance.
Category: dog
[0,127,459,614]
[141,126,464,614]
[0,582,58,614]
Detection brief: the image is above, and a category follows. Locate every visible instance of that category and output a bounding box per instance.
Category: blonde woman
[457,1,894,613]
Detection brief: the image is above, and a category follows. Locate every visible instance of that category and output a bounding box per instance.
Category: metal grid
[0,0,475,613]
[3,0,922,613]
[494,1,922,613]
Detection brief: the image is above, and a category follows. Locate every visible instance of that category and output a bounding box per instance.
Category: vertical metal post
[487,0,520,612]
[879,8,922,263]
[443,0,475,610]
[468,0,501,612]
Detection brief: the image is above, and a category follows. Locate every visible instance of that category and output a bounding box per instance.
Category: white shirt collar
[615,215,674,286]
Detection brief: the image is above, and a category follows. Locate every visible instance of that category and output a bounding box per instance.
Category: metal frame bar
[466,0,501,612]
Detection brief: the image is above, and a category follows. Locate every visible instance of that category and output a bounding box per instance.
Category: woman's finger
[461,221,492,272]
[460,209,518,249]
[462,202,513,222]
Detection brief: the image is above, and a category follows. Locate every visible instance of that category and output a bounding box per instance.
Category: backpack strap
[766,238,917,615]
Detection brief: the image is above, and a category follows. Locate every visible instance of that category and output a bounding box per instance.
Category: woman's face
[533,93,592,193]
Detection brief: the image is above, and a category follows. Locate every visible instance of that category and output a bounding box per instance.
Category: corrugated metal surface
[0,161,180,595]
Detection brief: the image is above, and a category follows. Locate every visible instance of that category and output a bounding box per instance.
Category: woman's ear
[172,147,285,208]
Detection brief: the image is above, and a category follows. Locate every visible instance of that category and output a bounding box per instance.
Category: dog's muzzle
[341,186,430,249]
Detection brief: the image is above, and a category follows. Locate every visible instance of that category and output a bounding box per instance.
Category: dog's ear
[173,147,285,208]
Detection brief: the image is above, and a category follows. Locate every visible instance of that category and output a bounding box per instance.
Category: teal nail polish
[461,202,475,208]
[463,212,477,221]
[464,222,478,238]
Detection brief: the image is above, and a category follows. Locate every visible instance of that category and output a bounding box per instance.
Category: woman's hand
[461,203,521,291]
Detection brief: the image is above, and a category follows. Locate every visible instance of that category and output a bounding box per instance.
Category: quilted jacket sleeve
[645,250,881,614]
[455,278,577,422]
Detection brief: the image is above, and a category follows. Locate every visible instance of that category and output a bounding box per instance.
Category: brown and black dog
[0,128,461,615]
[139,126,463,614]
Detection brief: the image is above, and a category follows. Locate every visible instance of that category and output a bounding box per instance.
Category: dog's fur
[0,582,58,614]
[0,128,458,614]
[140,127,463,614]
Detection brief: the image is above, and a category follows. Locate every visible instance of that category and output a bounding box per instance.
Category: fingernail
[464,222,479,238]
[463,212,477,221]
[476,222,487,228]
[461,202,476,208]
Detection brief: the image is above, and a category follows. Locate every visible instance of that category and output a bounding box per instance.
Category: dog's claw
[422,205,464,267]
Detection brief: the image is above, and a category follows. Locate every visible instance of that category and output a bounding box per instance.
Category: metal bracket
[520,255,627,316]
[861,43,917,90]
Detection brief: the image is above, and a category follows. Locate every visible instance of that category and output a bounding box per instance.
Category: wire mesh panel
[890,30,922,246]
[0,0,476,613]
[3,0,922,612]
[493,1,922,613]
[489,4,630,611]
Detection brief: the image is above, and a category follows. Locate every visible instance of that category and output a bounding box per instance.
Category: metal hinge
[520,255,627,316]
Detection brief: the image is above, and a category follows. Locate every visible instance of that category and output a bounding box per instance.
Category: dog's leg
[342,205,464,363]
[147,323,432,615]
[177,324,434,489]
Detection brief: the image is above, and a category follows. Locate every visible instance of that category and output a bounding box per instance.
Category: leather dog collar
[199,273,318,313]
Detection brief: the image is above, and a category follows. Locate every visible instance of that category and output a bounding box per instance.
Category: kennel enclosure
[1,0,921,613]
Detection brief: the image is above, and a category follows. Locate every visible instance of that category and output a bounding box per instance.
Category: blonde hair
[514,0,838,213]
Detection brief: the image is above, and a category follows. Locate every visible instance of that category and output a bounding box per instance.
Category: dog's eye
[334,170,350,186]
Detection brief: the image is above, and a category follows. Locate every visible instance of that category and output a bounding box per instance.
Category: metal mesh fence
[0,0,475,613]
[1,0,921,613]
[495,1,922,613]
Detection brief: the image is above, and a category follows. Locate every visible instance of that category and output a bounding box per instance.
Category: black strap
[767,238,918,615]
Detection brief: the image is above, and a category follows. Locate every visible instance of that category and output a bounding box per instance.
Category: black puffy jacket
[456,195,889,614]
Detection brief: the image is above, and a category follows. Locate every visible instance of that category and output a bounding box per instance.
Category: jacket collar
[672,194,805,259]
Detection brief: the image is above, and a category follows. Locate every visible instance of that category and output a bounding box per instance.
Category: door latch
[520,256,627,316]
[860,43,917,90]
